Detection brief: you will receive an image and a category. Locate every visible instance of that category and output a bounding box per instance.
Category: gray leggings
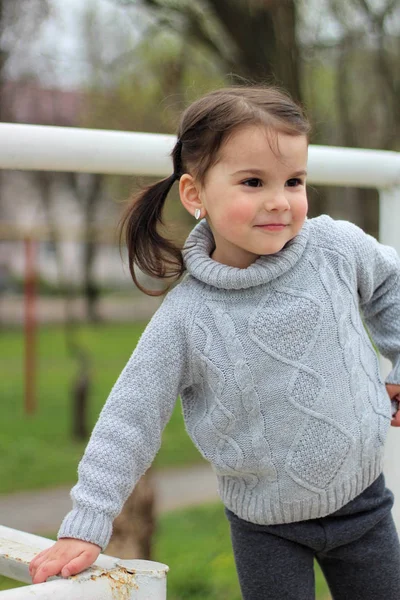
[225,474,400,600]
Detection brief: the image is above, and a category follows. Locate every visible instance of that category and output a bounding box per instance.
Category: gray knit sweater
[58,215,400,550]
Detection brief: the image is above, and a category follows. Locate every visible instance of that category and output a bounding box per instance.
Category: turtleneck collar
[182,219,310,290]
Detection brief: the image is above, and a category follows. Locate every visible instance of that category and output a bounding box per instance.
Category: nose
[263,190,290,212]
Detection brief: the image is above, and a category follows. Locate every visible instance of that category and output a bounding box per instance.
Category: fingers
[29,548,54,582]
[29,548,49,573]
[31,550,89,584]
[32,558,68,584]
[61,552,93,578]
[29,540,101,584]
[386,384,400,399]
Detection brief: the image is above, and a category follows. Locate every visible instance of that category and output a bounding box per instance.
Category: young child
[30,86,400,599]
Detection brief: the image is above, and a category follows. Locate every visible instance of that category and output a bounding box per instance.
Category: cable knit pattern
[58,215,400,549]
[311,249,368,456]
[212,305,277,486]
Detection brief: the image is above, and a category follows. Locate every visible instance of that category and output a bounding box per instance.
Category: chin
[262,242,287,255]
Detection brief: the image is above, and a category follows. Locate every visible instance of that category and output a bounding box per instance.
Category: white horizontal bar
[0,123,400,189]
[0,124,174,176]
[308,145,400,189]
[0,526,168,599]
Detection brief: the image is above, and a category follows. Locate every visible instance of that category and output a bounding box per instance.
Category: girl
[30,86,400,599]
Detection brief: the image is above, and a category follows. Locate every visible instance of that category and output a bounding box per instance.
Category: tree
[104,471,155,559]
[116,0,302,101]
[0,0,51,221]
[0,0,50,90]
[64,173,106,323]
[298,0,400,233]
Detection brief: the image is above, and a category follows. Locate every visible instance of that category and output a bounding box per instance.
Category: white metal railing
[0,526,168,598]
[0,123,399,596]
[0,122,398,185]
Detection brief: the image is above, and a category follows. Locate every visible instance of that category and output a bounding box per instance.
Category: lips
[255,223,288,231]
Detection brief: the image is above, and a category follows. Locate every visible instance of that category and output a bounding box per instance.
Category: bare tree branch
[121,0,236,68]
[351,0,399,144]
[113,0,301,98]
[355,0,398,22]
[335,33,358,147]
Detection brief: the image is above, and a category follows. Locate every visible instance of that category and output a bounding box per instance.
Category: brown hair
[119,85,310,295]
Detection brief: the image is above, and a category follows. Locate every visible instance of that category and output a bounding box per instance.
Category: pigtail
[118,141,184,296]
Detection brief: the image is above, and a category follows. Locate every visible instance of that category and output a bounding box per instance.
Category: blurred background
[0,1,399,598]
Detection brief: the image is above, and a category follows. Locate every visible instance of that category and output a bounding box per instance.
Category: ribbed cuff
[57,508,113,551]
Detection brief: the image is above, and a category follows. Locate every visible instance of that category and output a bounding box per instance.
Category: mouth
[254,224,288,232]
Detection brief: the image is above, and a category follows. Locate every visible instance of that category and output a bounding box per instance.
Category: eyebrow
[231,168,307,177]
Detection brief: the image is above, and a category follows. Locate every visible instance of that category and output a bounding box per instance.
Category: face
[183,125,308,269]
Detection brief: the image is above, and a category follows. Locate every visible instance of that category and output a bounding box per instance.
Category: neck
[183,219,310,290]
[211,246,259,269]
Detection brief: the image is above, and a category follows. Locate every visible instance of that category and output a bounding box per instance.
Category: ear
[179,174,206,219]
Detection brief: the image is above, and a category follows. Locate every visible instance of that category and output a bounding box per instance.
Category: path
[0,464,218,535]
[0,294,161,325]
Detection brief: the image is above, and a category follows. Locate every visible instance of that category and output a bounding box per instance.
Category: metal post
[379,186,400,532]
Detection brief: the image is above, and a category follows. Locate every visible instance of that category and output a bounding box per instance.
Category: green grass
[0,503,331,598]
[154,503,330,599]
[0,323,205,495]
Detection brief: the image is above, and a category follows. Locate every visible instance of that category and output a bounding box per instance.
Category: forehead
[219,125,308,167]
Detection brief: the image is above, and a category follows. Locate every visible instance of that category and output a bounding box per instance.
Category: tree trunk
[207,0,301,101]
[64,316,91,441]
[105,471,155,559]
[82,174,103,322]
[65,172,104,323]
[82,237,100,322]
[71,354,90,440]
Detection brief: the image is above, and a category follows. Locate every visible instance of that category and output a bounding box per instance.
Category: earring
[194,208,201,220]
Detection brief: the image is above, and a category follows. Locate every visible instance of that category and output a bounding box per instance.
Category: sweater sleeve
[57,293,192,550]
[338,220,400,385]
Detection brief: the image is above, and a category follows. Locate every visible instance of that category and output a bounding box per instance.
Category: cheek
[292,196,308,222]
[223,200,255,225]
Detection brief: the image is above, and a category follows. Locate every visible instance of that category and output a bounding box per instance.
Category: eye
[286,178,303,187]
[242,178,263,188]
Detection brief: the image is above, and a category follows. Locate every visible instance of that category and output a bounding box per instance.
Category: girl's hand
[29,538,101,584]
[387,384,400,427]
